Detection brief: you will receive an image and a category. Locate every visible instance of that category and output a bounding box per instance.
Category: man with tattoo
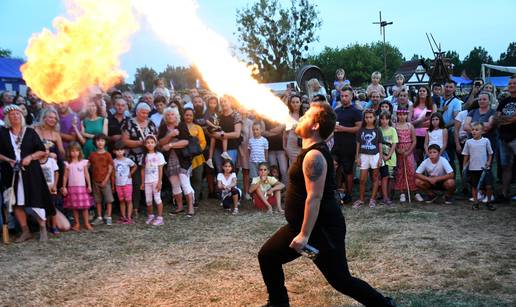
[258,102,396,306]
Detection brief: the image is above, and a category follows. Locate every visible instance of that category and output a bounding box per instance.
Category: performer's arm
[289,150,327,252]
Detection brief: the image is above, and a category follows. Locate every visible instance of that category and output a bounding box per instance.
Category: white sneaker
[145,214,155,225]
[205,159,214,169]
[91,217,103,225]
[400,194,406,203]
[415,193,424,202]
[221,152,232,160]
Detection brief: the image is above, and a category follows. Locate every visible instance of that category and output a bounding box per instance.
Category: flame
[21,0,138,104]
[134,0,294,127]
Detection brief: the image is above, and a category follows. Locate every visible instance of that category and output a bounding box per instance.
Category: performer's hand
[289,233,308,253]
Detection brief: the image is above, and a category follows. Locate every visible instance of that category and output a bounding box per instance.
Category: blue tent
[486,76,510,88]
[0,57,25,92]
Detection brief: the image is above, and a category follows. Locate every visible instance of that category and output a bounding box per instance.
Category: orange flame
[135,0,294,127]
[21,0,138,104]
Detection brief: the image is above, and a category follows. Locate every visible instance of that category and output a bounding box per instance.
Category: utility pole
[372,11,393,77]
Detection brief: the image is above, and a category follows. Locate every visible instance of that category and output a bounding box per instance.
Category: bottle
[299,244,319,260]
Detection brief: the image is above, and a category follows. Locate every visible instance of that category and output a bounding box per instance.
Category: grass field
[0,198,515,306]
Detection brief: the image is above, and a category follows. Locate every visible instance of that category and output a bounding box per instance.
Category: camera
[474,81,482,87]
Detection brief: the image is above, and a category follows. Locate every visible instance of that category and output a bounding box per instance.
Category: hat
[3,104,22,115]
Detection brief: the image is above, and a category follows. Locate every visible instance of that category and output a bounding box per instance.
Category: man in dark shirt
[258,101,395,307]
[108,98,129,146]
[332,87,362,202]
[495,75,516,201]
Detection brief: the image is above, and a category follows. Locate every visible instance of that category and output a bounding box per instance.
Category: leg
[72,209,80,230]
[274,190,283,213]
[191,166,203,204]
[255,191,273,212]
[119,200,127,219]
[381,176,389,201]
[222,139,228,155]
[359,170,368,202]
[443,179,456,197]
[277,151,289,185]
[82,209,92,229]
[209,137,216,160]
[126,200,133,220]
[243,168,250,196]
[13,207,32,242]
[54,209,70,231]
[179,173,195,214]
[346,174,354,198]
[371,169,380,200]
[258,225,301,305]
[415,178,432,195]
[169,175,184,211]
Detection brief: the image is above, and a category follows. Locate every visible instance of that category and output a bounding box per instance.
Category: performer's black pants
[258,224,390,306]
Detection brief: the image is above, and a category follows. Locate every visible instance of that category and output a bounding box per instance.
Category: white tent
[481,64,516,80]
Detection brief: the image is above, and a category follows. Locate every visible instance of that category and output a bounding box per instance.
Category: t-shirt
[114,157,136,186]
[467,108,495,138]
[496,96,516,142]
[218,111,242,150]
[333,105,362,153]
[107,114,127,137]
[251,176,278,194]
[248,136,269,162]
[416,156,453,177]
[380,126,398,167]
[217,172,236,189]
[144,152,166,183]
[462,137,493,171]
[356,127,382,155]
[65,159,88,187]
[59,112,80,149]
[264,120,284,151]
[150,112,163,128]
[455,110,468,143]
[366,83,386,98]
[89,151,114,184]
[440,96,462,126]
[428,129,445,148]
[40,157,59,188]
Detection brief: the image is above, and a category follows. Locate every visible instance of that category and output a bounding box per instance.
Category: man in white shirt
[415,144,456,204]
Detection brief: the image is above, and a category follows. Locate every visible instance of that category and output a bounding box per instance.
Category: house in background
[384,59,430,88]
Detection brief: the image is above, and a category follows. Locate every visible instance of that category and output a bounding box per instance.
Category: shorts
[145,181,162,205]
[221,187,241,209]
[333,150,356,175]
[93,182,114,204]
[380,165,395,178]
[116,184,133,201]
[252,193,277,210]
[467,169,493,188]
[498,138,516,167]
[359,153,381,170]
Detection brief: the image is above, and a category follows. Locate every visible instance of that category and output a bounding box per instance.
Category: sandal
[71,224,81,232]
[170,209,185,215]
[352,200,363,208]
[186,211,195,218]
[369,199,377,208]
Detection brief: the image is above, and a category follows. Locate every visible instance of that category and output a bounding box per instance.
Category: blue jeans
[214,148,238,173]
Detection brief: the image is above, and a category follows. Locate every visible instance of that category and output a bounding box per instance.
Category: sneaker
[145,214,155,225]
[206,158,214,169]
[424,194,438,204]
[485,202,496,211]
[221,152,232,160]
[49,227,60,236]
[415,193,424,202]
[244,193,252,201]
[116,217,126,224]
[352,200,363,208]
[151,216,164,226]
[399,194,406,203]
[383,199,393,206]
[105,217,113,226]
[123,218,134,225]
[91,217,103,225]
[444,196,453,205]
[232,208,239,215]
[369,199,376,208]
[472,202,480,210]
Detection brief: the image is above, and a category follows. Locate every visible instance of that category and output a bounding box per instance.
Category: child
[393,109,419,203]
[205,97,230,168]
[462,122,495,210]
[391,74,408,100]
[248,122,269,180]
[334,68,349,91]
[366,71,386,99]
[249,162,285,213]
[140,135,166,225]
[238,108,254,200]
[354,110,383,208]
[424,112,449,160]
[415,144,455,204]
[217,160,241,215]
[113,141,137,224]
[62,142,93,231]
[153,78,171,100]
[379,111,398,205]
[89,134,115,226]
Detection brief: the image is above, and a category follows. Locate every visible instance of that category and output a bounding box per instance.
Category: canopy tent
[486,76,510,88]
[450,76,472,86]
[481,63,516,81]
[0,58,26,92]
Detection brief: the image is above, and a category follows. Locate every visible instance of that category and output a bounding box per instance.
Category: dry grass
[0,199,515,307]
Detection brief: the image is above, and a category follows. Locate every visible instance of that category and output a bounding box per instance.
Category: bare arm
[289,150,327,252]
[441,129,448,153]
[454,119,462,152]
[122,131,143,149]
[335,121,361,133]
[463,116,473,133]
[55,132,65,157]
[102,118,108,136]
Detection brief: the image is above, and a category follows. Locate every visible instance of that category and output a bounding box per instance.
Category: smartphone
[290,82,295,90]
[425,111,432,117]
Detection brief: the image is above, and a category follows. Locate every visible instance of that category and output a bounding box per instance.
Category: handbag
[181,136,202,158]
[3,171,17,213]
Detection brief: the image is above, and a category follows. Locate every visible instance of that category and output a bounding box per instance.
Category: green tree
[462,47,493,78]
[133,67,158,93]
[308,42,404,87]
[444,50,462,75]
[158,65,206,90]
[0,48,12,58]
[498,42,516,66]
[236,0,322,82]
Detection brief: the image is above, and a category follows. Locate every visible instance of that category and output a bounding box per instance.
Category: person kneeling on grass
[249,162,285,214]
[217,159,241,215]
[415,144,456,204]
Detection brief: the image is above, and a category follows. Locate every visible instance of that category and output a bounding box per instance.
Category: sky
[1,0,515,83]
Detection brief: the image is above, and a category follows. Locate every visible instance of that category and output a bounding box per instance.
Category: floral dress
[394,125,417,191]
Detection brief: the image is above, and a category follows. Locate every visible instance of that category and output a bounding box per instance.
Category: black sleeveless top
[285,142,345,231]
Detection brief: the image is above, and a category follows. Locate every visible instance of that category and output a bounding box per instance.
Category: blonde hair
[307,78,322,90]
[371,71,382,79]
[162,107,181,124]
[471,122,484,130]
[38,107,60,132]
[395,73,405,81]
[3,109,26,128]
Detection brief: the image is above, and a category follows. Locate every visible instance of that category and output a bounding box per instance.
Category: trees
[0,48,12,58]
[498,42,516,66]
[462,47,493,78]
[133,67,157,93]
[235,0,322,82]
[309,42,404,86]
[158,65,206,90]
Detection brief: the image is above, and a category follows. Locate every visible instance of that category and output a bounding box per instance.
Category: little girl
[354,110,383,208]
[393,109,419,203]
[379,111,398,205]
[249,162,285,213]
[140,135,166,226]
[62,142,93,231]
[113,141,137,224]
[217,160,241,215]
[424,112,449,160]
[205,97,230,168]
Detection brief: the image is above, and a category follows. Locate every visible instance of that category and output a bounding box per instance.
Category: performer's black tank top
[285,142,345,231]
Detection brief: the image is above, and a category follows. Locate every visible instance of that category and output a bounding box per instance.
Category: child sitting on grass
[249,162,285,213]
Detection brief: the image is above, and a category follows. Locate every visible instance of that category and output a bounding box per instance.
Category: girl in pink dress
[394,109,418,203]
[62,142,93,231]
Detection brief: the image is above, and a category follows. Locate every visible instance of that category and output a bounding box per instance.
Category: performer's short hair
[311,101,336,140]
